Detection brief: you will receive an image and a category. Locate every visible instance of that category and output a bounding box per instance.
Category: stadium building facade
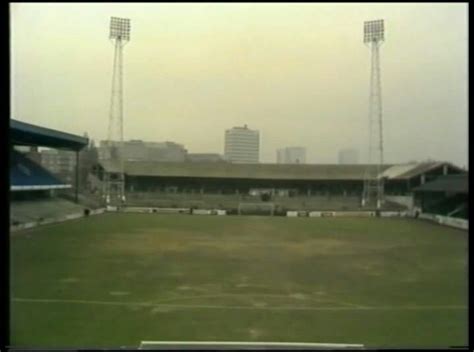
[98,159,464,211]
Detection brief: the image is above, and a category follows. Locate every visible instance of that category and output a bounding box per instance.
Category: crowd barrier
[192,209,213,215]
[379,211,409,217]
[419,213,468,230]
[120,207,189,214]
[90,208,106,216]
[306,211,375,217]
[191,209,227,215]
[10,208,106,232]
[284,210,467,230]
[288,210,408,218]
[12,205,466,232]
[116,207,228,216]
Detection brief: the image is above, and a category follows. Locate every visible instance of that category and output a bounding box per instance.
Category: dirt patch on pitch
[289,293,308,300]
[96,231,259,255]
[96,228,395,258]
[97,230,209,255]
[281,239,347,256]
[177,285,194,291]
[252,301,268,308]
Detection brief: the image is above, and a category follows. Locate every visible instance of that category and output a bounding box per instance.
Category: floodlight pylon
[362,19,385,210]
[103,17,130,206]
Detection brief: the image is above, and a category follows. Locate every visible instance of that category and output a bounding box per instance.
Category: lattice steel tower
[103,17,131,206]
[362,19,385,209]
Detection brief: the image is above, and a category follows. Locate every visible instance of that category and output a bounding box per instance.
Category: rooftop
[413,174,468,194]
[100,160,464,182]
[11,119,88,151]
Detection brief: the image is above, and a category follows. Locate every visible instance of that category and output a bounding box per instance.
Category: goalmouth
[238,202,275,216]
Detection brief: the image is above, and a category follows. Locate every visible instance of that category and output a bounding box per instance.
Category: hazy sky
[10,3,468,166]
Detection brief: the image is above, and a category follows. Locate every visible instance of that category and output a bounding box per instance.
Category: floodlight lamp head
[364,19,384,43]
[110,17,131,41]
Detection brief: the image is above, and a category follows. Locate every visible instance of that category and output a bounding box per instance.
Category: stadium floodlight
[103,16,131,206]
[364,19,384,43]
[362,19,385,210]
[109,17,131,41]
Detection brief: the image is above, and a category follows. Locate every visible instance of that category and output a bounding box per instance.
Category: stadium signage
[309,211,376,217]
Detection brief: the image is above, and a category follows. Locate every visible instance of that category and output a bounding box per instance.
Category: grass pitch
[10,213,468,348]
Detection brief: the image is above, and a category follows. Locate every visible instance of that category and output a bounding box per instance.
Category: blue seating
[10,149,67,189]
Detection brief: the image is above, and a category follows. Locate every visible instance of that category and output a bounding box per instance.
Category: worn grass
[10,213,468,348]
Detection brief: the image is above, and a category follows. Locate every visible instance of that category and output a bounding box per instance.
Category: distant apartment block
[277,147,306,164]
[224,125,259,163]
[338,148,359,164]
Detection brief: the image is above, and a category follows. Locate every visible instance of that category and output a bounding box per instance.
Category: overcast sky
[10,3,468,166]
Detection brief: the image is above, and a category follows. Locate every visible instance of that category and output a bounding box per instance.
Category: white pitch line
[139,340,364,348]
[152,293,358,307]
[11,297,467,311]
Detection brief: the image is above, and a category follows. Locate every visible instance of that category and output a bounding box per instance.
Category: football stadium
[10,4,469,350]
[10,119,468,349]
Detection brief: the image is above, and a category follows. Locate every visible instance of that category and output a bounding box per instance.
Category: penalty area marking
[11,297,467,311]
[139,340,364,349]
